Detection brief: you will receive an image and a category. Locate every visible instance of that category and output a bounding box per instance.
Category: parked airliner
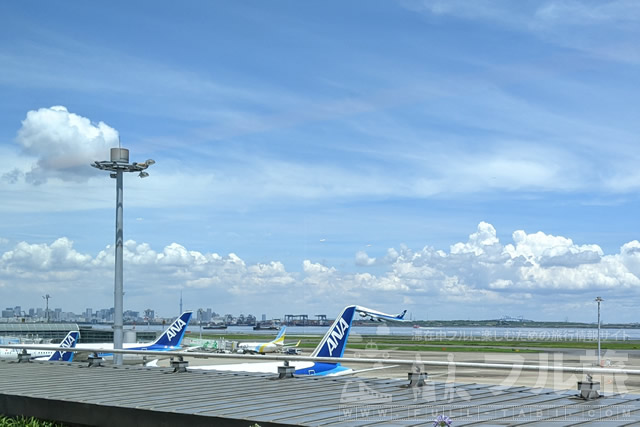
[0,331,79,362]
[237,326,288,354]
[189,305,406,376]
[74,311,193,360]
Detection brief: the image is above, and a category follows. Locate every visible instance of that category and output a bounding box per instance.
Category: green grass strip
[196,334,640,352]
[0,416,65,427]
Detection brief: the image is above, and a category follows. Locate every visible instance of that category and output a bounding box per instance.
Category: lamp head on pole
[92,148,155,177]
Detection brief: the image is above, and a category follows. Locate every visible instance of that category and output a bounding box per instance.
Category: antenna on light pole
[595,296,603,366]
[91,146,155,366]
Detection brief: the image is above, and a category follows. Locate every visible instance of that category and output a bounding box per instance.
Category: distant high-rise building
[98,308,114,322]
[262,314,267,321]
[124,310,140,321]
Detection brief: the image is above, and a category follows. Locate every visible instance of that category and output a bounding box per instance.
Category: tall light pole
[198,308,204,340]
[595,296,603,366]
[92,147,154,365]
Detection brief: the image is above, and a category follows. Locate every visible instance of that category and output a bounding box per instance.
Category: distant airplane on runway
[236,326,291,354]
[189,305,407,376]
[0,331,79,362]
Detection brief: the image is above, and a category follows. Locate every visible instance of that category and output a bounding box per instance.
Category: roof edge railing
[2,343,640,376]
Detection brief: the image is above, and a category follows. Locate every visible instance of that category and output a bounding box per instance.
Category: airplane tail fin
[311,305,357,358]
[397,309,407,320]
[47,331,79,362]
[295,305,406,376]
[271,326,286,345]
[149,311,193,349]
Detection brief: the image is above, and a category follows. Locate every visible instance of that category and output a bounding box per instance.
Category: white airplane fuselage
[237,342,281,354]
[0,347,58,360]
[0,331,79,361]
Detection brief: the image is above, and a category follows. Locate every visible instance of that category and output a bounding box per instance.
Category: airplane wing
[337,364,400,376]
[145,359,160,367]
[191,361,317,374]
[283,340,301,348]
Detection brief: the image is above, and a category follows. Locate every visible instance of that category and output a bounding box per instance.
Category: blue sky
[1,1,639,322]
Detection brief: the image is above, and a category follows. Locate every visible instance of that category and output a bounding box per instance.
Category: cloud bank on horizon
[1,220,639,322]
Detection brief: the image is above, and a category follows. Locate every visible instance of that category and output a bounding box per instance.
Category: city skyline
[0,304,260,324]
[0,300,626,326]
[1,2,640,322]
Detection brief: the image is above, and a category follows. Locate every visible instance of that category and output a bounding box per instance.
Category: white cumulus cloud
[450,221,500,255]
[357,222,640,314]
[2,222,640,320]
[15,106,119,184]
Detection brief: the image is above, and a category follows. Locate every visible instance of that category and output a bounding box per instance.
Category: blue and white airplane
[0,331,79,362]
[189,305,407,376]
[74,311,193,359]
[44,331,79,362]
[358,307,407,322]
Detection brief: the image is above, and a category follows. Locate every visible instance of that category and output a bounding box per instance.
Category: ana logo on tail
[327,318,350,356]
[313,305,357,359]
[149,311,193,349]
[60,333,77,348]
[166,318,187,341]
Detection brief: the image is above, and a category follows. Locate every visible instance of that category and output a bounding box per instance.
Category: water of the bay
[94,324,640,341]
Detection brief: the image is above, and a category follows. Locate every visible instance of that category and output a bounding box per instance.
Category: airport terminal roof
[0,323,79,342]
[0,322,78,332]
[2,359,640,426]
